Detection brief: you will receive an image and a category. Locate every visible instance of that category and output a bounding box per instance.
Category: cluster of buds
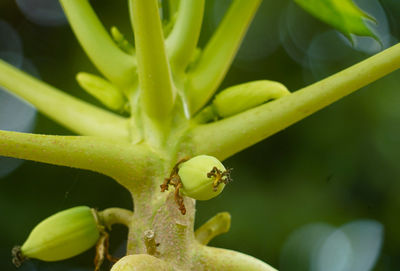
[12,155,232,268]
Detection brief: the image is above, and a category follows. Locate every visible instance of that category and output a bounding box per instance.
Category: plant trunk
[125,172,197,270]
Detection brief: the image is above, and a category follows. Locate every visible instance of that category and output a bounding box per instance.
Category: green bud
[213,80,290,117]
[110,26,135,55]
[111,254,172,271]
[178,155,231,200]
[76,72,127,112]
[16,206,100,263]
[195,80,290,123]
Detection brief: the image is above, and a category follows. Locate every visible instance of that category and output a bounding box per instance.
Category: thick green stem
[60,0,136,88]
[0,60,129,140]
[0,130,154,189]
[188,43,400,161]
[129,0,176,122]
[165,0,205,73]
[127,177,197,270]
[195,212,231,245]
[185,0,262,114]
[194,245,277,271]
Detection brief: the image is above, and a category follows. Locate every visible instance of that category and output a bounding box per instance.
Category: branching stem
[189,43,400,160]
[60,0,136,89]
[129,0,176,122]
[195,212,231,245]
[98,208,133,229]
[0,60,129,140]
[0,131,154,189]
[165,0,205,74]
[185,0,262,114]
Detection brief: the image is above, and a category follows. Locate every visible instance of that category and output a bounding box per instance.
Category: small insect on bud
[13,206,100,266]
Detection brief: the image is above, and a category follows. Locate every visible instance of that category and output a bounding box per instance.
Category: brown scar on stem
[160,158,189,215]
[144,229,160,256]
[207,167,233,191]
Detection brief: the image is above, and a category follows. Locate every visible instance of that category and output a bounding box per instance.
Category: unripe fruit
[195,80,290,123]
[178,155,231,200]
[18,206,100,262]
[111,254,171,271]
[213,80,290,118]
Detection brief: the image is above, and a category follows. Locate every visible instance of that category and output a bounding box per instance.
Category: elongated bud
[110,26,135,55]
[76,72,127,111]
[111,254,171,271]
[14,206,100,264]
[178,155,232,200]
[196,80,290,122]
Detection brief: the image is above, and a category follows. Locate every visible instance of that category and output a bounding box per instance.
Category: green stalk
[165,0,205,73]
[98,208,133,229]
[0,131,155,189]
[185,0,262,114]
[60,0,136,88]
[195,212,231,245]
[168,0,180,19]
[189,43,400,161]
[129,0,176,122]
[0,60,129,140]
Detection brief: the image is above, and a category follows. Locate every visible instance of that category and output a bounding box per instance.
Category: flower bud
[195,80,290,123]
[76,72,127,112]
[111,254,171,271]
[17,206,100,262]
[178,155,231,200]
[110,26,135,55]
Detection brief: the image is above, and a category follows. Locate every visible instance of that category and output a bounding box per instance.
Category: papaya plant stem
[189,43,400,161]
[129,0,176,122]
[98,208,133,229]
[195,245,277,271]
[0,130,158,191]
[185,0,262,114]
[0,132,136,177]
[165,0,205,74]
[60,0,136,89]
[168,0,180,19]
[0,60,129,140]
[195,212,231,245]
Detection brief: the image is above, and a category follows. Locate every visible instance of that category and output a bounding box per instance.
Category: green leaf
[294,0,378,41]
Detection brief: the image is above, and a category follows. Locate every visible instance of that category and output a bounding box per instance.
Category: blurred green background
[1,0,400,270]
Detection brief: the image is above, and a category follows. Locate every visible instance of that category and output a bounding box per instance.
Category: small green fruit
[18,206,100,262]
[213,80,290,118]
[178,155,231,200]
[195,80,290,123]
[111,254,172,271]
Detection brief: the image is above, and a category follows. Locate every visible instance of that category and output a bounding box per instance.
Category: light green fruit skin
[21,206,100,261]
[111,255,172,271]
[213,80,290,118]
[178,155,226,201]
